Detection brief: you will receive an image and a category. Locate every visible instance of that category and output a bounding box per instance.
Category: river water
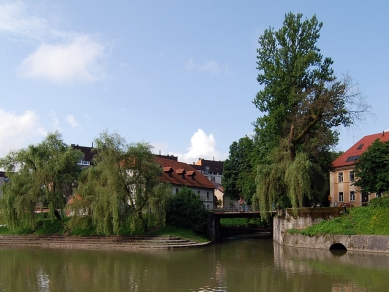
[1,237,389,292]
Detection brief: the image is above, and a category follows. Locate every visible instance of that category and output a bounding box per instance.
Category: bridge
[207,207,274,240]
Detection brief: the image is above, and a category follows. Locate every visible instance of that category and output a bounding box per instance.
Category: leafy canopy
[71,131,171,235]
[0,132,82,230]
[166,187,208,235]
[354,139,389,195]
[222,136,257,202]
[252,12,368,214]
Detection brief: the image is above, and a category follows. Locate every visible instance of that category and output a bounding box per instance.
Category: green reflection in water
[0,239,388,291]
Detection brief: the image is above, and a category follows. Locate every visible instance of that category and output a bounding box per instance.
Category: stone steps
[0,235,210,250]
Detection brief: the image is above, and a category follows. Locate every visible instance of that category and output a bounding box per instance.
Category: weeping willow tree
[0,132,83,230]
[69,131,171,235]
[254,142,326,219]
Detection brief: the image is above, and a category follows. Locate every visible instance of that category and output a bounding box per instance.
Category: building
[71,144,95,168]
[191,158,224,184]
[0,171,8,198]
[330,131,389,207]
[154,156,216,209]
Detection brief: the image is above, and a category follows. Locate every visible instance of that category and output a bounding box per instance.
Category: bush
[369,196,389,208]
[166,187,208,236]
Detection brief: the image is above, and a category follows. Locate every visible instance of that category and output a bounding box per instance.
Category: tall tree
[223,136,257,202]
[71,131,171,235]
[0,132,83,230]
[252,13,369,215]
[354,139,389,195]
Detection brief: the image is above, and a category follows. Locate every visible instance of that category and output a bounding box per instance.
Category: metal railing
[210,206,261,213]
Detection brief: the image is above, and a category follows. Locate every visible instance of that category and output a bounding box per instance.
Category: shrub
[166,187,208,235]
[369,196,389,208]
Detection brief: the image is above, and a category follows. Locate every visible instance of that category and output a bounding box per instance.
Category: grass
[289,197,389,236]
[147,225,209,242]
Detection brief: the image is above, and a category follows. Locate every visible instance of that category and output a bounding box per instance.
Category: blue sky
[1,0,388,163]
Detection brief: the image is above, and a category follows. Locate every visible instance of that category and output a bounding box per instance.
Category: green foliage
[0,132,82,230]
[33,218,65,235]
[254,147,327,218]
[369,196,389,208]
[70,131,171,235]
[150,225,209,242]
[294,199,389,236]
[220,217,271,228]
[166,187,208,235]
[354,139,389,194]
[223,136,257,201]
[252,12,368,215]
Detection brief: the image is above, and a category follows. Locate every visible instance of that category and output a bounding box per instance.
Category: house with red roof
[154,156,216,209]
[330,131,389,206]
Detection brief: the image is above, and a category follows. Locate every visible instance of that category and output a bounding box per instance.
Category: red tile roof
[332,131,389,168]
[154,156,215,190]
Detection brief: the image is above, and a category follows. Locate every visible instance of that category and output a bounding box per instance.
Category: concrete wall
[273,208,343,244]
[280,233,389,254]
[273,207,389,254]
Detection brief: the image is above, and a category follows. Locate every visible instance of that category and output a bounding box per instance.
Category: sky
[1,0,388,164]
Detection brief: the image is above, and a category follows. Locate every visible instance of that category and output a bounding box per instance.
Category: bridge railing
[210,206,261,212]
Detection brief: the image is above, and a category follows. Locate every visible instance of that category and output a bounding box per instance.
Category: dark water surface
[1,237,389,291]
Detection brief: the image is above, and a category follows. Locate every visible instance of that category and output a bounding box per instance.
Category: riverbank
[0,234,212,250]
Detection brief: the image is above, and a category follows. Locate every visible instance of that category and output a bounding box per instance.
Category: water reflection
[274,243,389,292]
[0,238,389,291]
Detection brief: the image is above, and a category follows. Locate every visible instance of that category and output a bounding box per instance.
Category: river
[1,236,388,291]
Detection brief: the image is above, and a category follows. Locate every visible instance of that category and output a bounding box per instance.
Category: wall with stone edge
[272,207,389,254]
[273,207,343,244]
[279,233,389,254]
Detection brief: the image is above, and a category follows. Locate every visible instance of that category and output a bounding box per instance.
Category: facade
[330,131,389,207]
[191,158,224,184]
[71,144,95,168]
[0,171,8,198]
[154,156,215,209]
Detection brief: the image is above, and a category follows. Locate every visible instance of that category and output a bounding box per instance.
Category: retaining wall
[273,207,389,254]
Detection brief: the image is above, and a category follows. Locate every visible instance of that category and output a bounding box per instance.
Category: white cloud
[66,114,79,128]
[171,129,226,163]
[185,59,221,74]
[0,109,46,158]
[0,1,50,40]
[18,36,105,83]
[0,2,107,84]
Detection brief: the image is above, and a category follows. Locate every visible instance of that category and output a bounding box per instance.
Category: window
[211,176,215,183]
[376,193,382,198]
[176,188,178,194]
[198,190,200,195]
[345,156,360,162]
[350,191,355,201]
[349,170,355,182]
[357,143,364,150]
[207,192,209,199]
[338,192,344,202]
[338,172,344,182]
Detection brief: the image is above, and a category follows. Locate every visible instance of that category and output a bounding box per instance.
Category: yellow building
[330,131,389,207]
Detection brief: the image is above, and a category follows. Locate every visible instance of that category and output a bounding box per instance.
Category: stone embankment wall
[273,207,389,254]
[273,207,342,244]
